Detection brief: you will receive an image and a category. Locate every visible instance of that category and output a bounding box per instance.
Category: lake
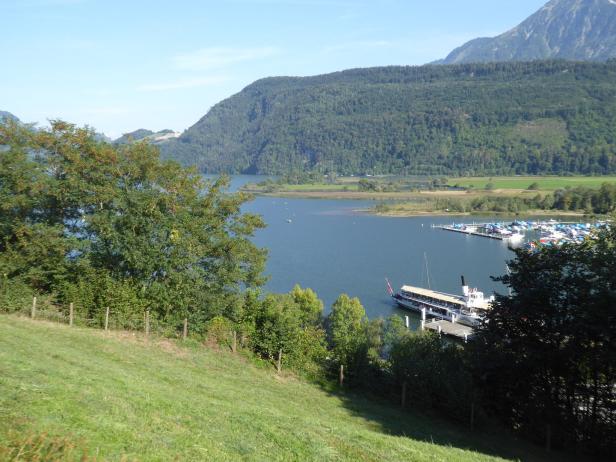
[222,176,514,321]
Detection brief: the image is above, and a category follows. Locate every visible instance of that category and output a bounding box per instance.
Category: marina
[435,219,607,247]
[436,224,522,241]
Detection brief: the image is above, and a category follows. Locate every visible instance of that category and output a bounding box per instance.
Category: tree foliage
[0,121,266,331]
[472,226,616,456]
[251,286,327,374]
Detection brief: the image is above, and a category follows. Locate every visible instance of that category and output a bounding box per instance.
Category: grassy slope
[0,316,554,461]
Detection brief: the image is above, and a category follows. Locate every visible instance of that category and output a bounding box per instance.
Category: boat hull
[393,294,481,327]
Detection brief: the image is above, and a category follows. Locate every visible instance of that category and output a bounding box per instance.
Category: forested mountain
[114,128,179,145]
[440,0,616,64]
[161,60,616,176]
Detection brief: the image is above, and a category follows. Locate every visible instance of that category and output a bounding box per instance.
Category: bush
[206,316,235,349]
[0,276,33,314]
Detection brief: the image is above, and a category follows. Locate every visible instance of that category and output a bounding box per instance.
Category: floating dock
[423,318,474,341]
[436,225,509,241]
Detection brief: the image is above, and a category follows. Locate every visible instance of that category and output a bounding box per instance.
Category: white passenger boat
[388,276,494,327]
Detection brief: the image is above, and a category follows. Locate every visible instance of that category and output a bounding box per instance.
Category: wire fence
[3,295,243,350]
[7,296,183,339]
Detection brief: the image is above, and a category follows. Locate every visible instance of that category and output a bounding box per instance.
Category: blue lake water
[221,176,515,320]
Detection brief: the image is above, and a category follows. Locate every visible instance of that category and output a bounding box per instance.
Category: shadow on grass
[321,384,571,462]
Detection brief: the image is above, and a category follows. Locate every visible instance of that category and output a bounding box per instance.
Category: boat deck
[423,319,474,341]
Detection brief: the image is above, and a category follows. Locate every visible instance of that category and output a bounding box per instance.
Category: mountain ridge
[0,111,19,124]
[441,0,616,64]
[114,128,180,145]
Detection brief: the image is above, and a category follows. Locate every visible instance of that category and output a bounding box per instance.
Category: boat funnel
[461,275,469,296]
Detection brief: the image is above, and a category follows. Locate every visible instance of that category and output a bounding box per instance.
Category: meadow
[0,315,559,461]
[447,176,616,191]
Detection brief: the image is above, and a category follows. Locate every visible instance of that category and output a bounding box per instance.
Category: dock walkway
[435,225,507,241]
[423,319,474,341]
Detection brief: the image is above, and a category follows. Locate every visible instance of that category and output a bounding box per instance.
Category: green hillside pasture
[0,316,558,461]
[449,176,616,191]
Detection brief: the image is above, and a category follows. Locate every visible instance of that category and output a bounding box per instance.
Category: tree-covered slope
[441,0,616,65]
[161,61,616,176]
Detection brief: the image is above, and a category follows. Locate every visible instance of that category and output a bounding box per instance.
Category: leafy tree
[527,182,540,190]
[289,284,323,326]
[327,294,367,380]
[252,290,326,373]
[472,226,616,456]
[0,121,266,333]
[390,332,473,418]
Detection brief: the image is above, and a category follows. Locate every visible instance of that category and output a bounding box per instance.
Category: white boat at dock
[389,276,494,327]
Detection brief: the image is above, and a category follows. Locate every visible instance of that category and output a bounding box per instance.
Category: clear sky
[1,0,547,138]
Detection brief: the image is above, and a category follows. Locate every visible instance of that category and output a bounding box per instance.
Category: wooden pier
[436,225,507,241]
[423,319,474,341]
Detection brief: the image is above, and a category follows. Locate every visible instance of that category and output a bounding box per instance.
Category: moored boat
[388,276,494,327]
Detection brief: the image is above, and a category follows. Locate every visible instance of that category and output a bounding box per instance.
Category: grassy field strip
[447,176,616,191]
[0,316,554,461]
[245,176,616,198]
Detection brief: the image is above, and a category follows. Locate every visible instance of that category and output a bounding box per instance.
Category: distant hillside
[440,0,616,64]
[0,316,551,461]
[161,61,616,176]
[115,128,179,145]
[0,111,19,124]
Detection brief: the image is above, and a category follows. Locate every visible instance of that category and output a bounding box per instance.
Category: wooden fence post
[276,349,282,374]
[339,364,344,387]
[401,381,407,408]
[69,302,74,326]
[145,310,150,337]
[105,307,110,331]
[183,318,188,340]
[232,330,237,353]
[470,402,475,432]
[31,296,37,319]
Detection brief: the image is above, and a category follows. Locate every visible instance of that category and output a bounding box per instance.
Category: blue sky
[1,0,547,138]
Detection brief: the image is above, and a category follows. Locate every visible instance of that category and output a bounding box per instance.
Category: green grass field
[0,316,560,461]
[448,176,616,191]
[245,176,616,195]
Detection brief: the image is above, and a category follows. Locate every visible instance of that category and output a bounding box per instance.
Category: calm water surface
[222,176,514,320]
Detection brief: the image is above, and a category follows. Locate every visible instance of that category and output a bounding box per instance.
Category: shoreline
[370,210,591,218]
[243,189,594,219]
[242,188,537,201]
